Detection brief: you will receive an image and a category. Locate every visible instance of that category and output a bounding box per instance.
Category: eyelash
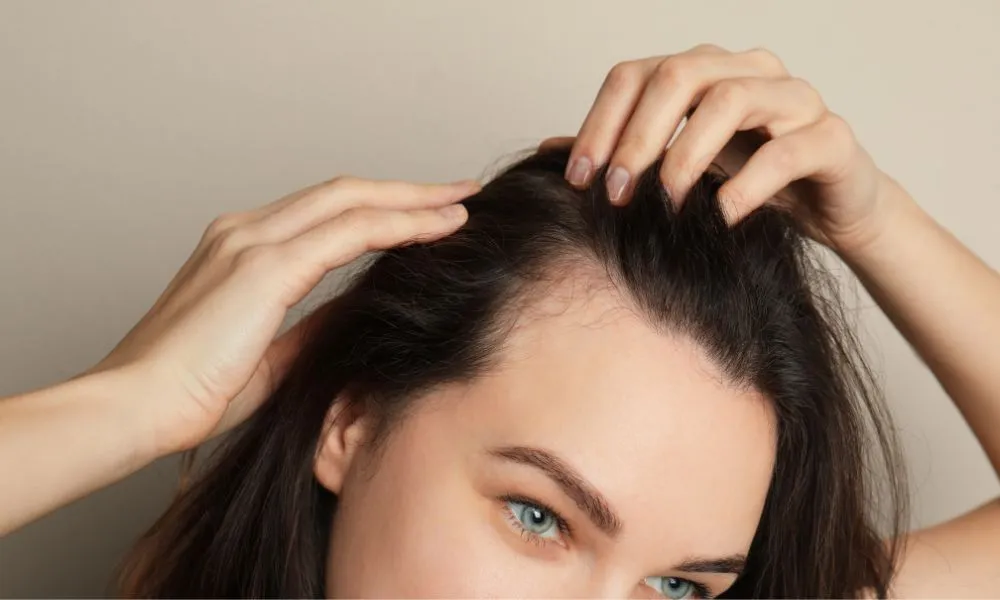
[656,579,713,600]
[499,494,572,547]
[499,495,713,599]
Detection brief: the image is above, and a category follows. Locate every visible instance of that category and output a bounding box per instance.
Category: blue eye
[644,576,700,599]
[505,499,561,539]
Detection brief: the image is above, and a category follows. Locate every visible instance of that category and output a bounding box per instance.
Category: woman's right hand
[88,176,480,456]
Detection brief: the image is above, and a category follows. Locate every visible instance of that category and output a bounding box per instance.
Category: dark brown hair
[118,147,908,597]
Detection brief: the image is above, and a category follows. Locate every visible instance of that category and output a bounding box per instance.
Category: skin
[317,276,775,597]
[1,44,998,596]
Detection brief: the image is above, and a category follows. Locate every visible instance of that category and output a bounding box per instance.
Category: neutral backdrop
[1,1,998,596]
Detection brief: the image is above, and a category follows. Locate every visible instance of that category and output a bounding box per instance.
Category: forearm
[0,368,160,536]
[839,176,1000,477]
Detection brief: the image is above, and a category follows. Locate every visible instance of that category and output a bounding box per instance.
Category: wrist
[829,173,924,263]
[69,366,171,467]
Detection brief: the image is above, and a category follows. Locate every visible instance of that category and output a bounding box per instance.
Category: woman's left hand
[542,44,911,254]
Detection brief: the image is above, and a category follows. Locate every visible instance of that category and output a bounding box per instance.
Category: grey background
[1,1,998,595]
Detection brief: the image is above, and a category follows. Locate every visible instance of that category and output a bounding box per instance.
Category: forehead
[429,273,777,553]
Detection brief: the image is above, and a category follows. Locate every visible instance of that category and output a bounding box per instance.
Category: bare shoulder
[886,498,1000,597]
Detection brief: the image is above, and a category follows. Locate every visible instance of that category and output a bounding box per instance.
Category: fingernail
[565,156,593,187]
[440,204,467,219]
[606,166,631,204]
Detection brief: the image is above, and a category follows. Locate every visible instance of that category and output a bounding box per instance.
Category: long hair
[118,147,908,597]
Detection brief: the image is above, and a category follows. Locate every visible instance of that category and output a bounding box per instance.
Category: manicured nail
[606,166,631,204]
[565,156,593,187]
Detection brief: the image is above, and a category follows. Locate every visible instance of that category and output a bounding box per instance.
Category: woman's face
[316,276,777,598]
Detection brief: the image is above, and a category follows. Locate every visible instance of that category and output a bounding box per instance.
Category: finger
[270,204,469,306]
[661,77,825,206]
[259,176,480,219]
[564,57,662,188]
[156,179,479,310]
[166,201,470,331]
[718,115,855,226]
[607,48,788,205]
[248,177,480,245]
[212,309,320,435]
[148,211,256,313]
[566,45,730,191]
[538,136,576,152]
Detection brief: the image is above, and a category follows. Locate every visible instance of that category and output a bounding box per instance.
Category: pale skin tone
[0,44,998,596]
[318,278,775,597]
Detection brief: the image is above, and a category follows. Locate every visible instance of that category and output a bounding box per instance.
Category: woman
[1,45,998,598]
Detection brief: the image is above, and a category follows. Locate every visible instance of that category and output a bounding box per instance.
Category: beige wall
[1,0,998,595]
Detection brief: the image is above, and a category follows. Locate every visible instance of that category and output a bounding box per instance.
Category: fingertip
[606,165,632,205]
[438,203,468,222]
[565,155,594,188]
[608,190,632,207]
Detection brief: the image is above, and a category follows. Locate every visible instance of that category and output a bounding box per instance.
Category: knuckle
[820,114,858,163]
[603,61,641,93]
[338,205,372,228]
[233,245,280,274]
[653,56,688,88]
[746,47,787,75]
[790,77,825,110]
[204,212,243,239]
[322,174,358,193]
[707,79,750,113]
[338,207,386,246]
[821,113,854,142]
[692,42,726,54]
[211,226,254,257]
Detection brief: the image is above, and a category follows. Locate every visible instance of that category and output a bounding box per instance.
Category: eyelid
[500,498,714,599]
[643,576,713,600]
[500,494,573,543]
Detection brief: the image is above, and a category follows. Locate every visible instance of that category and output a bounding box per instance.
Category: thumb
[208,311,318,438]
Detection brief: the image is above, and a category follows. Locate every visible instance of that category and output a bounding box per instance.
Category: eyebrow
[675,554,747,575]
[487,445,623,537]
[486,446,748,577]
